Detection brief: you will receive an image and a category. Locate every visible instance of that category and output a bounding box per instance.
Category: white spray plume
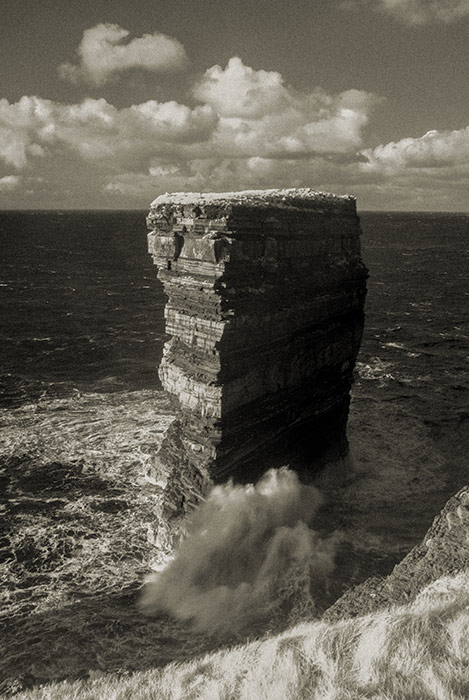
[139,468,339,635]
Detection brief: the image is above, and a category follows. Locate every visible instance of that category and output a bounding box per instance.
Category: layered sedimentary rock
[147,188,367,491]
[324,485,469,622]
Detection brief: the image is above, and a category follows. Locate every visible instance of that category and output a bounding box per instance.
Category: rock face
[147,188,367,493]
[324,485,469,622]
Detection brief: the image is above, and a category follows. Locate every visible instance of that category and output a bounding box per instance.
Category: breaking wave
[139,468,339,635]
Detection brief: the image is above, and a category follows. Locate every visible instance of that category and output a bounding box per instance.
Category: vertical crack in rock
[146,188,368,511]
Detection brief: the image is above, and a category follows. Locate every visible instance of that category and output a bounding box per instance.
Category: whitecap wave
[139,468,339,635]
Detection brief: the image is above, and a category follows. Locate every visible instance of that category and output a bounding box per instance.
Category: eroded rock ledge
[324,486,469,621]
[147,188,367,495]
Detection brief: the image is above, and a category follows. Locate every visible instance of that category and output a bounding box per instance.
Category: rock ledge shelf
[147,188,368,490]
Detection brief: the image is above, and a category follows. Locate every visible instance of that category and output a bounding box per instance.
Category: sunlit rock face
[147,188,367,491]
[323,486,469,622]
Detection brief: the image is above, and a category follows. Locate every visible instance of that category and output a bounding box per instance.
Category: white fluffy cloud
[355,126,469,209]
[0,95,217,172]
[360,127,469,173]
[0,97,49,169]
[0,59,378,178]
[193,57,290,119]
[59,24,188,85]
[344,0,469,24]
[2,55,467,210]
[193,58,380,158]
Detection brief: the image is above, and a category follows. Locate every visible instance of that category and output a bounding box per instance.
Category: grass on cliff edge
[8,570,469,700]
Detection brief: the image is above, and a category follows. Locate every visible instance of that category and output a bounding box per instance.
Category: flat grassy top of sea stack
[151,188,356,212]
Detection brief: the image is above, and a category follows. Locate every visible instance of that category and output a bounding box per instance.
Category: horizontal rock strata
[147,188,367,492]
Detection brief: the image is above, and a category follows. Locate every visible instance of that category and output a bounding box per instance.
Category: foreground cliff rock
[324,485,469,622]
[147,188,367,505]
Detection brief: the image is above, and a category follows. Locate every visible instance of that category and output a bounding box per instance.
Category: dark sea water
[0,210,165,406]
[334,211,469,576]
[1,209,469,602]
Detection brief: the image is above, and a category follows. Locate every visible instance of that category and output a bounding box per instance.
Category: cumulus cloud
[344,0,469,24]
[193,58,380,158]
[58,23,188,85]
[360,126,469,173]
[3,55,466,210]
[0,95,217,173]
[354,126,469,209]
[0,97,49,169]
[0,59,378,180]
[193,57,290,119]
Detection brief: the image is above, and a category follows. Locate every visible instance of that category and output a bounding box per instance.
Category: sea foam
[139,468,339,635]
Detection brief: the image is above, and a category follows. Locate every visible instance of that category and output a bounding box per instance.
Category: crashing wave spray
[139,468,339,635]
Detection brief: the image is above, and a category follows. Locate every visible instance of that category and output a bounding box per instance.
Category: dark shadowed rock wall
[147,188,367,496]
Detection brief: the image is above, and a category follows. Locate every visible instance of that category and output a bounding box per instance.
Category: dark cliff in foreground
[146,188,367,498]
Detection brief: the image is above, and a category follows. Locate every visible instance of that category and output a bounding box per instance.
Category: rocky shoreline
[324,485,469,622]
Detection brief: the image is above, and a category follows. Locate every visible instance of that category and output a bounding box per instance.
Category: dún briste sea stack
[147,188,368,495]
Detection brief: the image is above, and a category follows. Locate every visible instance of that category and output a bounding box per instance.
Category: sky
[1,0,468,210]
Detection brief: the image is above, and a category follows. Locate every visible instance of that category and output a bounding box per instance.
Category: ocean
[0,210,166,405]
[1,209,469,678]
[2,208,469,558]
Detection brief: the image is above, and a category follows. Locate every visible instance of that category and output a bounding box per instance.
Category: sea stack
[147,188,367,490]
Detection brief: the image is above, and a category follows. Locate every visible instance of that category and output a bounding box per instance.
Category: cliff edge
[324,485,469,622]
